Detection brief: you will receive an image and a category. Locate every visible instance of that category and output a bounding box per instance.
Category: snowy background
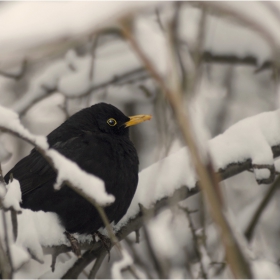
[1,1,280,279]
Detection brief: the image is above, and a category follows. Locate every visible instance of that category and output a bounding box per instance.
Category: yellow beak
[124,115,152,127]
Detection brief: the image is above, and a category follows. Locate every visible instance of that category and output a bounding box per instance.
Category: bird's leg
[92,231,111,261]
[64,231,81,258]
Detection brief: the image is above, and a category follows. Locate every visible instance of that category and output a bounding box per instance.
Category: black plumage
[4,103,151,235]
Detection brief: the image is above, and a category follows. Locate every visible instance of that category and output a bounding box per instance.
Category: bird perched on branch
[4,103,151,241]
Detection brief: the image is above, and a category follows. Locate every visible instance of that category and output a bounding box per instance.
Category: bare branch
[180,206,207,279]
[245,175,280,242]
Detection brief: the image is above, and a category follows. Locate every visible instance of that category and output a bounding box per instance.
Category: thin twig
[245,175,280,241]
[180,206,207,279]
[89,34,100,81]
[0,238,12,279]
[1,210,13,277]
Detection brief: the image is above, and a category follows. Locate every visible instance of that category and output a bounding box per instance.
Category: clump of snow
[2,179,22,212]
[252,259,280,278]
[0,104,49,150]
[134,15,168,76]
[0,2,157,61]
[47,149,115,206]
[111,248,133,279]
[147,209,182,259]
[209,110,280,169]
[10,243,30,271]
[16,209,65,263]
[254,169,271,181]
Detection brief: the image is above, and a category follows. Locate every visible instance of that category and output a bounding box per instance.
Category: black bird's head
[48,103,151,144]
[89,103,152,136]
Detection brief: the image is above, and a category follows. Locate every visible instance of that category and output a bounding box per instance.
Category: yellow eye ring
[107,118,117,126]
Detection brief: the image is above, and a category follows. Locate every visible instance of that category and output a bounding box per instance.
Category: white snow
[147,209,182,259]
[209,109,280,169]
[47,149,115,206]
[252,258,280,278]
[2,179,22,212]
[16,210,65,263]
[12,45,154,115]
[178,2,280,65]
[111,248,133,279]
[0,2,157,62]
[134,15,169,76]
[0,104,49,149]
[10,243,30,271]
[254,169,271,181]
[12,59,70,114]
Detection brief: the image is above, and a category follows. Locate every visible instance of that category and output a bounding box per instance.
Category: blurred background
[0,1,280,278]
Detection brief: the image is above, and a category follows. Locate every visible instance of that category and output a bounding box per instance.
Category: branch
[245,175,280,241]
[180,207,207,279]
[120,16,253,279]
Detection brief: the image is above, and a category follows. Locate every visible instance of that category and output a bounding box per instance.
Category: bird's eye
[107,118,117,126]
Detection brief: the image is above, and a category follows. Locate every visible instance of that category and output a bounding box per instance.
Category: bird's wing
[4,148,56,196]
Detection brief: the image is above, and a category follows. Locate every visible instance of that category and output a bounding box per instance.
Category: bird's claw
[92,232,111,261]
[64,231,81,258]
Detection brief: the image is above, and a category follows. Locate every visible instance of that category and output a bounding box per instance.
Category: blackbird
[4,103,151,235]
